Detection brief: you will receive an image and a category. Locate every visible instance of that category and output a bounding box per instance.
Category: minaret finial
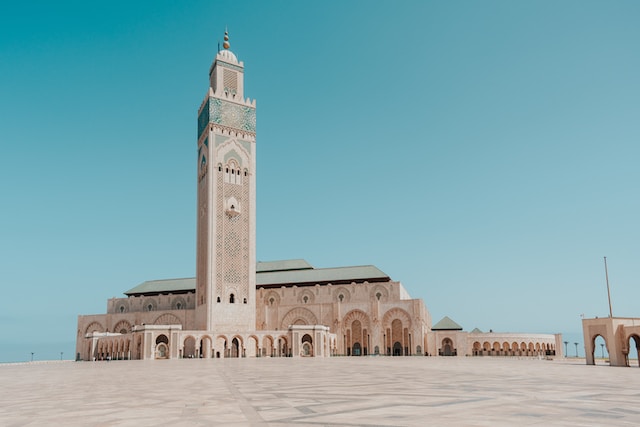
[223,28,230,50]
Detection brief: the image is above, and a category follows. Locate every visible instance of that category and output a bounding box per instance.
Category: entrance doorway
[302,334,313,356]
[629,335,640,367]
[393,341,402,356]
[442,338,454,356]
[353,342,361,356]
[155,334,169,359]
[231,337,240,358]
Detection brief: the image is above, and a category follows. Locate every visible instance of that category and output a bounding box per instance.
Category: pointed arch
[382,308,412,329]
[277,334,289,357]
[264,290,280,306]
[85,321,104,335]
[370,284,389,302]
[143,298,157,312]
[298,289,315,304]
[153,313,182,326]
[171,296,187,310]
[333,287,351,303]
[441,338,454,356]
[216,138,251,171]
[113,320,132,334]
[280,307,318,329]
[183,336,197,358]
[628,334,640,367]
[262,335,274,357]
[343,309,371,329]
[247,335,259,358]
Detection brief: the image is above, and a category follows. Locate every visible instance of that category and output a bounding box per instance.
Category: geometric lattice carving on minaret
[215,168,224,298]
[223,69,238,94]
[215,154,250,302]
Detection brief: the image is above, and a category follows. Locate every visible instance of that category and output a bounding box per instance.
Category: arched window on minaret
[229,293,235,304]
[224,160,242,185]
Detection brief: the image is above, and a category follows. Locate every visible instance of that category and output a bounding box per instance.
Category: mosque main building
[76,33,561,361]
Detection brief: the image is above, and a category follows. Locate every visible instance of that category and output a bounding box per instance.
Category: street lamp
[600,343,604,359]
[60,352,63,361]
[30,352,34,362]
[563,341,568,357]
[574,342,578,358]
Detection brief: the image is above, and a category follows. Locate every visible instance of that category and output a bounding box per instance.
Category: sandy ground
[0,356,638,426]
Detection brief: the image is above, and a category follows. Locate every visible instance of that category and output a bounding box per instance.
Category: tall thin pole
[604,256,613,318]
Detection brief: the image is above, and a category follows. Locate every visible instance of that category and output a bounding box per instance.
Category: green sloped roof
[257,259,313,273]
[124,260,390,296]
[125,278,196,296]
[432,316,463,331]
[470,327,483,333]
[257,265,390,287]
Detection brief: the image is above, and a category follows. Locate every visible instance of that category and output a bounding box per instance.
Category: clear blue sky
[1,1,639,362]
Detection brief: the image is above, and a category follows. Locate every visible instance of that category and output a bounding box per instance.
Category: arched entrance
[263,336,274,357]
[473,341,481,356]
[441,338,454,356]
[201,336,212,358]
[592,335,608,365]
[353,342,362,356]
[393,341,402,356]
[216,336,227,358]
[302,334,313,357]
[591,334,608,365]
[183,336,196,358]
[247,336,259,358]
[156,334,169,359]
[231,337,240,358]
[382,309,412,356]
[278,335,289,357]
[345,315,369,356]
[628,335,640,367]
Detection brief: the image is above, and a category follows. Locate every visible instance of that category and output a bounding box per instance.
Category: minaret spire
[223,28,230,50]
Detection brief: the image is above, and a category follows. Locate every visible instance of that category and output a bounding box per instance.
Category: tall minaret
[195,31,256,332]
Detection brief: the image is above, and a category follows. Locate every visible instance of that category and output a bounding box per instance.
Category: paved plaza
[1,357,638,426]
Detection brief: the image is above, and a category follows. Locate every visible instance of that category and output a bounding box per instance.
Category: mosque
[76,32,562,361]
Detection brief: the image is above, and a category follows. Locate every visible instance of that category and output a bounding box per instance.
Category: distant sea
[1,341,76,364]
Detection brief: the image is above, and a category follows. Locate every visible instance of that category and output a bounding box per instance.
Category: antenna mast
[604,256,613,318]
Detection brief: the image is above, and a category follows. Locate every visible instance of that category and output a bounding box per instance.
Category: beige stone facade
[76,33,561,362]
[582,317,640,367]
[76,265,560,361]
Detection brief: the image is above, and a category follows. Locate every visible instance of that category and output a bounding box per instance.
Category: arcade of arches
[78,278,561,361]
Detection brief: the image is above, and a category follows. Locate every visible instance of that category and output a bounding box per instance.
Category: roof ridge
[142,277,195,283]
[305,264,381,270]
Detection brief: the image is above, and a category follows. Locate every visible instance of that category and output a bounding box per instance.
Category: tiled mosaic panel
[198,97,256,138]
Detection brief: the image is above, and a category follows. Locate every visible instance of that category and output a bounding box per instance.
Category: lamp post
[60,352,63,361]
[563,341,568,357]
[30,352,34,362]
[574,342,578,358]
[600,343,604,359]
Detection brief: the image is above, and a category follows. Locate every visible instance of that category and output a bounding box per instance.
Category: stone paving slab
[0,357,638,426]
